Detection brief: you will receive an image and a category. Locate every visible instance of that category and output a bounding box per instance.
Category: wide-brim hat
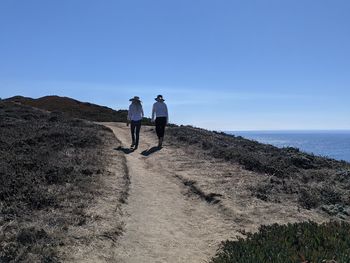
[155,95,165,101]
[129,96,141,102]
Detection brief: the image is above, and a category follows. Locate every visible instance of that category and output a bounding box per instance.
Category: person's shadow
[114,146,134,154]
[141,146,161,156]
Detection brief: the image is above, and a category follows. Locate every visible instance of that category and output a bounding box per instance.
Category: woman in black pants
[127,96,144,149]
[152,95,169,148]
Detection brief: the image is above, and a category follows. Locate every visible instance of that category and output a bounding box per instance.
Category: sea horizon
[227,129,350,133]
[225,130,350,163]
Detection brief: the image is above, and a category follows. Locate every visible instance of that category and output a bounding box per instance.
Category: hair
[131,100,143,111]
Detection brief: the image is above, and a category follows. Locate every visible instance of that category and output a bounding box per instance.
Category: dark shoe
[158,137,163,148]
[134,145,138,150]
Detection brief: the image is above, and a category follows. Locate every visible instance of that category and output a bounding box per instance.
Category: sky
[1,0,349,130]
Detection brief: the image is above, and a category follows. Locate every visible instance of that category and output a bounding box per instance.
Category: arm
[127,105,131,126]
[165,104,169,124]
[151,104,155,122]
[128,105,132,121]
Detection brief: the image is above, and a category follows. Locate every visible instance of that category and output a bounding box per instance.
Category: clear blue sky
[1,0,349,130]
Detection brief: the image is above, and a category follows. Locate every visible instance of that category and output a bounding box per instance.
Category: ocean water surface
[226,131,350,163]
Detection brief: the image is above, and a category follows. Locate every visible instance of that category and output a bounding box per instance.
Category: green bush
[211,221,350,263]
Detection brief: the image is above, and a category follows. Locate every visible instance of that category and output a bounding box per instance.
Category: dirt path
[101,122,329,263]
[103,123,238,263]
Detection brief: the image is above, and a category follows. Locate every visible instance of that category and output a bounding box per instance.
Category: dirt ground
[99,123,331,263]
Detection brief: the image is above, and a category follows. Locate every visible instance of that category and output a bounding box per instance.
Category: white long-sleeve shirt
[152,101,168,122]
[128,104,144,121]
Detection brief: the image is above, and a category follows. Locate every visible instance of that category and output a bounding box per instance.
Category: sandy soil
[100,123,330,263]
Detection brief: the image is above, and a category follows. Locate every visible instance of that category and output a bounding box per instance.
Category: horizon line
[225,129,350,132]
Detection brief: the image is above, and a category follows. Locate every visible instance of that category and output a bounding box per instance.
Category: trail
[103,123,237,263]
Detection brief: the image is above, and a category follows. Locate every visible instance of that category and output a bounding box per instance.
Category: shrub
[0,101,115,261]
[211,221,350,263]
[166,126,350,213]
[298,188,320,209]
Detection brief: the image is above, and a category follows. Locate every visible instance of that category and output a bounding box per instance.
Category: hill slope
[102,123,344,262]
[0,101,128,262]
[166,126,350,217]
[2,96,350,262]
[4,95,128,122]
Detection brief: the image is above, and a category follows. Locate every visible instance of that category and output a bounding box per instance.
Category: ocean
[226,131,350,163]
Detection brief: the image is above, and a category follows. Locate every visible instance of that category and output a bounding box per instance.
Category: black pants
[130,120,141,146]
[155,117,167,138]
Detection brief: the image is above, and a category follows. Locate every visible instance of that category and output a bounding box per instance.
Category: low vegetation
[0,101,121,262]
[3,96,350,261]
[4,95,153,124]
[167,126,350,216]
[211,221,350,263]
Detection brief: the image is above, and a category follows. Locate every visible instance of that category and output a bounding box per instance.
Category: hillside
[2,97,350,262]
[0,101,128,262]
[4,95,132,123]
[166,126,350,218]
[103,123,350,263]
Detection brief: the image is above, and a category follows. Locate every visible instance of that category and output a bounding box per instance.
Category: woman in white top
[128,96,144,149]
[152,95,168,148]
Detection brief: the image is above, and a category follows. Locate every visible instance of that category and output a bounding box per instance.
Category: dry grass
[166,126,350,218]
[4,95,153,125]
[0,101,127,262]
